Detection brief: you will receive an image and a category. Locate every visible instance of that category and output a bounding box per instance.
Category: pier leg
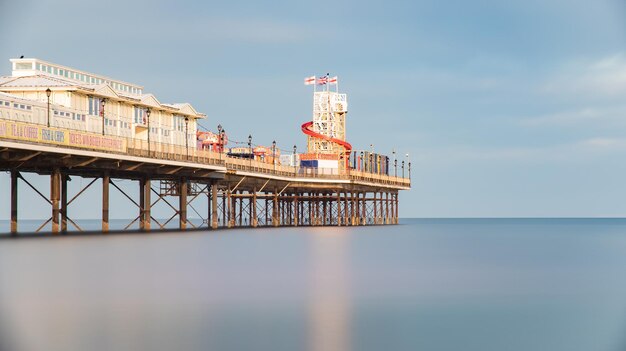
[207,186,211,228]
[145,178,151,231]
[294,193,299,227]
[337,192,341,226]
[252,188,258,227]
[211,183,218,229]
[273,190,279,227]
[344,192,349,226]
[395,192,399,224]
[139,178,145,230]
[51,169,61,233]
[222,190,226,227]
[10,170,18,234]
[323,196,327,226]
[227,189,233,228]
[373,192,377,225]
[385,192,389,224]
[102,174,109,232]
[348,192,354,226]
[355,193,359,226]
[362,193,367,225]
[239,194,243,227]
[315,194,320,225]
[61,174,68,233]
[179,178,187,230]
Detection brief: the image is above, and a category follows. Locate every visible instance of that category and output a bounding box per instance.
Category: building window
[133,106,146,124]
[88,96,102,116]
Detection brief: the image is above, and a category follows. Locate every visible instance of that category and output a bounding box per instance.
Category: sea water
[0,218,625,351]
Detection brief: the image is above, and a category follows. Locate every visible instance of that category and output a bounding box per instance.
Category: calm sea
[0,218,625,351]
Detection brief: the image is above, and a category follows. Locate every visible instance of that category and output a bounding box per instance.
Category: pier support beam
[51,169,61,233]
[102,173,109,232]
[227,188,233,228]
[179,178,187,230]
[252,188,258,227]
[139,178,151,231]
[10,170,18,234]
[294,193,299,227]
[395,192,399,224]
[211,183,218,229]
[272,189,279,227]
[373,192,378,225]
[61,174,68,233]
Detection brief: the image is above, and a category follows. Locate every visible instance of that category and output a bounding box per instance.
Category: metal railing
[0,106,411,188]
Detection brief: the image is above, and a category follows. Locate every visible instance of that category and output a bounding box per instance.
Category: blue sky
[1,0,626,218]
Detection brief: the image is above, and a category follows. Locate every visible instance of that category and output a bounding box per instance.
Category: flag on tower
[317,76,328,85]
[304,76,316,85]
[328,76,338,84]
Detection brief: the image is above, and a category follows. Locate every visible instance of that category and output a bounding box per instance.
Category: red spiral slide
[301,121,352,157]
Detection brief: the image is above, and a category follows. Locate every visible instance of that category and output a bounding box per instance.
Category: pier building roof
[1,58,206,119]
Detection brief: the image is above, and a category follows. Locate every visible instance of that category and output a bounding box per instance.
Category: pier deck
[1,121,410,234]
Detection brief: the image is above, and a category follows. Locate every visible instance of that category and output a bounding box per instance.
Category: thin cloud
[540,53,626,99]
[519,105,626,127]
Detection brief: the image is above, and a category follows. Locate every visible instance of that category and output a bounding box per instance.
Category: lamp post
[405,153,410,178]
[392,149,396,177]
[293,145,297,176]
[272,140,276,172]
[217,124,223,154]
[45,88,51,127]
[146,108,151,156]
[248,134,252,167]
[359,151,363,171]
[394,158,397,177]
[402,160,405,178]
[101,98,106,136]
[221,129,225,159]
[184,117,189,159]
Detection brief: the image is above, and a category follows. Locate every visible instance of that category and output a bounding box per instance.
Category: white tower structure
[306,89,348,154]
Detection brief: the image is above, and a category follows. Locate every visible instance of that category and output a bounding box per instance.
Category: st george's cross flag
[328,76,338,84]
[304,76,316,85]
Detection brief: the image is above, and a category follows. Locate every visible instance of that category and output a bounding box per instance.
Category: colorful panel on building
[0,120,127,152]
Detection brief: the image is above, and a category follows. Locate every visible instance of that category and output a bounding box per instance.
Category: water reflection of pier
[309,230,351,351]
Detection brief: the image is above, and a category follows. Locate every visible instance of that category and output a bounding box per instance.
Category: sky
[1,0,626,218]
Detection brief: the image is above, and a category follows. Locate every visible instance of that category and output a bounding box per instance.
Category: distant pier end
[0,60,410,234]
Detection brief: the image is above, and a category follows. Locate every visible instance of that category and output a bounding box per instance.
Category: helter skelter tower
[301,75,352,169]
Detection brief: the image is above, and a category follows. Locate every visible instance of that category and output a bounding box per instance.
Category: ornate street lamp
[184,117,189,159]
[248,134,252,166]
[146,108,151,156]
[293,145,297,176]
[394,158,398,178]
[272,140,276,172]
[402,160,405,178]
[45,88,52,127]
[358,151,363,172]
[217,124,223,154]
[392,149,396,177]
[101,98,106,136]
[405,153,410,178]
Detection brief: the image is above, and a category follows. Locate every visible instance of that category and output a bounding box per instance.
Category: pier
[0,59,410,234]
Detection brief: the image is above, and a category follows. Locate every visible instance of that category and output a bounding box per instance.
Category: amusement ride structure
[301,75,352,170]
